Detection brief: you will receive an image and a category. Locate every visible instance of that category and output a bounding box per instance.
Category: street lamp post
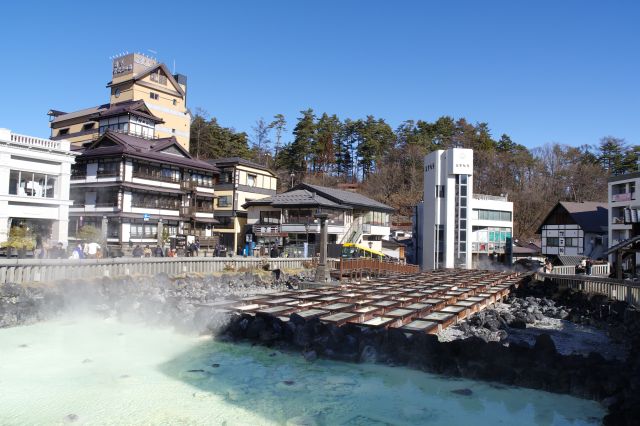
[314,208,331,283]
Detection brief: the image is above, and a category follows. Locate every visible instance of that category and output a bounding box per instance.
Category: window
[97,159,120,177]
[565,237,578,247]
[131,192,180,210]
[71,163,86,178]
[8,170,58,198]
[150,92,159,100]
[546,237,559,247]
[260,211,280,225]
[172,129,176,134]
[285,209,313,224]
[476,209,512,222]
[217,196,231,207]
[172,99,177,106]
[58,128,69,136]
[96,188,119,207]
[190,172,214,187]
[150,70,167,85]
[219,170,234,184]
[195,199,214,212]
[82,123,95,131]
[435,185,445,198]
[247,174,257,187]
[130,222,158,238]
[133,162,180,182]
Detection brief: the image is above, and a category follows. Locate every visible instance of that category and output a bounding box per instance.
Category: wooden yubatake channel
[224,269,521,335]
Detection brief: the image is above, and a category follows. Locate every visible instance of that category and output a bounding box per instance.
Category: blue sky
[1,0,638,149]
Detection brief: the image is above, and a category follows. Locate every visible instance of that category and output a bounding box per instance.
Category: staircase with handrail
[340,216,369,244]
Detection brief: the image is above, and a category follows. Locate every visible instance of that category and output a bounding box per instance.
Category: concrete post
[101,216,108,241]
[157,219,164,248]
[314,212,331,283]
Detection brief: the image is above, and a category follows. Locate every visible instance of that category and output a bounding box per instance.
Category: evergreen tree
[598,136,626,175]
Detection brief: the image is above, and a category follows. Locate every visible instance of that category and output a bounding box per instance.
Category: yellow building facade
[209,158,278,254]
[49,53,191,149]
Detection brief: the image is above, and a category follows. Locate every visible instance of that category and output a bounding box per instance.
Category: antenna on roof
[173,59,176,74]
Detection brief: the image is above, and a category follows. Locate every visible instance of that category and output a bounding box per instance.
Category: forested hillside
[189,109,639,239]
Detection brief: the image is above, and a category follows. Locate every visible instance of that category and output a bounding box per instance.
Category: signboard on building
[448,148,474,175]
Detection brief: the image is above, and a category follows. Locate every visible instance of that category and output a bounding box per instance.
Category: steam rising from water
[0,316,604,425]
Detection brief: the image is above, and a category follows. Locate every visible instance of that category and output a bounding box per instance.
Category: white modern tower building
[420,148,513,270]
[422,148,474,269]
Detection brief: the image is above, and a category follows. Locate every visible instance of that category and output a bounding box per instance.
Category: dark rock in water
[120,374,130,378]
[509,319,527,329]
[269,352,277,357]
[302,349,317,362]
[211,363,220,368]
[533,334,556,354]
[359,345,378,363]
[187,369,205,373]
[82,359,92,364]
[18,344,28,348]
[64,414,78,423]
[451,388,473,396]
[283,380,295,386]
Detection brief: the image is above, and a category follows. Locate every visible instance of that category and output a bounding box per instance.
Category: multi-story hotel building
[244,183,393,256]
[420,148,513,270]
[0,129,76,247]
[48,53,191,149]
[608,171,639,269]
[69,115,218,251]
[207,158,278,254]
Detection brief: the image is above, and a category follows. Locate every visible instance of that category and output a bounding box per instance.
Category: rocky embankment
[219,278,640,425]
[0,271,312,332]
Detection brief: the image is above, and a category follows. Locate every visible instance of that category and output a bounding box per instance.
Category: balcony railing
[612,217,626,224]
[473,193,509,202]
[612,192,635,202]
[7,131,69,151]
[180,180,198,191]
[132,171,180,183]
[132,203,180,210]
[253,224,283,235]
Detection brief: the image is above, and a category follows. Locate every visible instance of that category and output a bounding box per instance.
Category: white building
[421,148,513,270]
[0,128,76,247]
[608,171,639,268]
[471,194,514,260]
[537,201,608,260]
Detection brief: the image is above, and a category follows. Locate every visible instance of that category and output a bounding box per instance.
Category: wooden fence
[535,272,640,306]
[0,257,314,284]
[338,258,420,280]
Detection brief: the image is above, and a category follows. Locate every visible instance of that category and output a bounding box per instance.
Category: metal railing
[473,193,509,201]
[535,272,640,306]
[551,264,610,276]
[0,257,315,284]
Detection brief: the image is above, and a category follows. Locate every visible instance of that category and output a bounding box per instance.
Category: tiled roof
[244,189,345,209]
[559,201,608,233]
[299,183,394,212]
[207,157,276,174]
[50,104,109,124]
[79,131,219,173]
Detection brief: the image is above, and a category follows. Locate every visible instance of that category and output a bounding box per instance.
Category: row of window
[131,192,182,210]
[546,237,580,247]
[475,209,512,222]
[8,170,57,198]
